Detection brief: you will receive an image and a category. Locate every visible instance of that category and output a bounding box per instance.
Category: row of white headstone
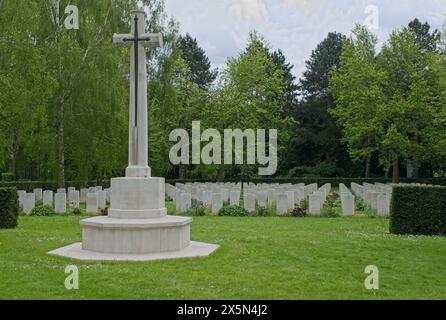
[17,187,110,215]
[339,183,355,216]
[308,183,331,215]
[351,182,392,216]
[166,182,318,215]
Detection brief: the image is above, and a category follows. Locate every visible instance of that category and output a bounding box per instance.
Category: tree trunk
[392,152,400,183]
[57,107,65,188]
[56,20,65,188]
[178,164,187,179]
[365,155,371,178]
[217,166,225,182]
[413,166,419,178]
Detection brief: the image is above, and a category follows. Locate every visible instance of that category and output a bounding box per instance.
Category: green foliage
[254,204,277,216]
[184,206,207,217]
[320,192,341,218]
[30,205,56,217]
[355,197,373,216]
[286,32,353,176]
[0,188,19,229]
[219,205,248,217]
[299,198,309,211]
[178,33,218,89]
[330,24,446,182]
[72,208,82,216]
[390,185,446,236]
[1,173,15,181]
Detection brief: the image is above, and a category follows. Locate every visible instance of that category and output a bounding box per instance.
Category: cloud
[165,0,446,78]
[228,0,268,23]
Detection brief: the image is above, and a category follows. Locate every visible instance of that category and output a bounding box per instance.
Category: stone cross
[113,10,163,178]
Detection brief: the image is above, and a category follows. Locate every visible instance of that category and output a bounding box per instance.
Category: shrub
[30,205,56,217]
[219,205,248,217]
[184,206,207,216]
[255,204,276,216]
[290,207,306,218]
[320,195,341,218]
[1,172,15,182]
[72,208,82,216]
[299,198,309,211]
[390,185,446,236]
[0,187,19,229]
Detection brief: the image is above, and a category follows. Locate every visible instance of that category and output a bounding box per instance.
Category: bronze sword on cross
[113,10,163,172]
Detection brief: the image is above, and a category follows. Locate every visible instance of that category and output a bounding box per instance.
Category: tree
[378,27,441,181]
[200,32,293,179]
[178,33,217,89]
[408,18,440,53]
[330,25,386,178]
[287,32,356,177]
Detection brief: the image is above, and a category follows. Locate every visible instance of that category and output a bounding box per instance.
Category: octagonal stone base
[80,216,192,254]
[48,241,219,262]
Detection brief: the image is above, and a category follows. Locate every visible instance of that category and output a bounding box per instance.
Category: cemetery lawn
[1,215,446,300]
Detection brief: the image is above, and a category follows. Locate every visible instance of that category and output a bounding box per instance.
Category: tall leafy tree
[330,25,386,178]
[378,27,441,181]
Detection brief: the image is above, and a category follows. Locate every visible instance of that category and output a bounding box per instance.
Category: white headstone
[69,190,80,209]
[43,190,53,207]
[341,193,355,216]
[97,191,107,210]
[377,193,391,217]
[243,193,256,213]
[86,193,98,212]
[67,187,76,193]
[285,191,295,210]
[57,188,66,194]
[33,189,43,203]
[55,193,67,213]
[17,190,26,208]
[202,191,212,208]
[80,188,88,203]
[276,194,288,215]
[211,193,223,214]
[257,190,268,207]
[229,190,240,206]
[309,193,321,215]
[23,193,35,215]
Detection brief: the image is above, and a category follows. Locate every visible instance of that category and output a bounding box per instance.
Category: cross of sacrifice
[113,10,163,178]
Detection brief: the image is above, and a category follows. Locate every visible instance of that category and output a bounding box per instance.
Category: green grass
[0,214,445,299]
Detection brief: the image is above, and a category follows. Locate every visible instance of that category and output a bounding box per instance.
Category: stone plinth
[80,215,191,254]
[108,177,167,219]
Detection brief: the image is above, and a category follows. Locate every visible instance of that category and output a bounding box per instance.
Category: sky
[164,0,446,78]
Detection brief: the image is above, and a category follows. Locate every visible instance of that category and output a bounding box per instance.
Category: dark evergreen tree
[178,33,217,89]
[407,18,440,52]
[284,32,362,177]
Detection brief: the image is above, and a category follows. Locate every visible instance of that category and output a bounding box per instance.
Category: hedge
[390,185,446,236]
[166,178,446,187]
[1,178,446,191]
[0,180,111,192]
[0,187,19,229]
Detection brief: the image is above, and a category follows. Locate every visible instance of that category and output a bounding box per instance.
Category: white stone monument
[33,189,43,203]
[276,194,288,215]
[69,190,80,209]
[55,193,67,214]
[86,193,98,213]
[80,188,88,203]
[49,10,218,261]
[43,190,53,207]
[23,193,35,215]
